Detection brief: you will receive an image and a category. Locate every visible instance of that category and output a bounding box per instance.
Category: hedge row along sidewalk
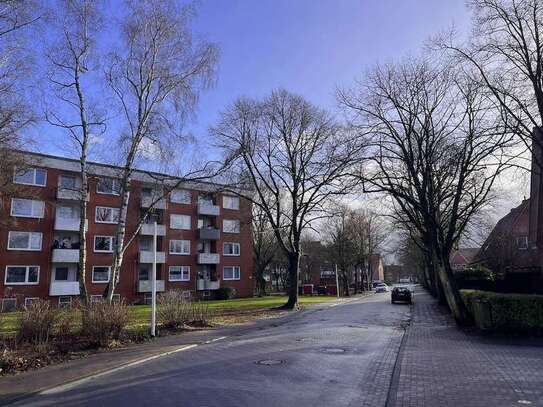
[460,289,543,335]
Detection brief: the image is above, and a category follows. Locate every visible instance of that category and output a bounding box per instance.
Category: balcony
[199,227,220,240]
[55,217,87,231]
[198,203,220,216]
[140,223,166,236]
[141,196,166,210]
[57,187,87,201]
[138,280,166,293]
[52,249,80,263]
[49,281,80,296]
[139,251,166,263]
[198,253,220,264]
[197,279,220,290]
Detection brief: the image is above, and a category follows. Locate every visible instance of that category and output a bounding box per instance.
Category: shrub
[215,287,236,300]
[81,300,129,347]
[460,289,543,335]
[17,299,58,350]
[190,301,213,326]
[157,290,192,329]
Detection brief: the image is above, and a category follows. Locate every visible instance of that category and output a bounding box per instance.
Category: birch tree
[44,0,105,304]
[213,90,363,309]
[104,0,218,300]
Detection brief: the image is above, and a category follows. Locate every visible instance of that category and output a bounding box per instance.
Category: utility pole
[151,221,157,337]
[335,263,340,299]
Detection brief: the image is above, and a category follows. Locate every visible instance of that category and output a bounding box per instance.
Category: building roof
[450,248,480,265]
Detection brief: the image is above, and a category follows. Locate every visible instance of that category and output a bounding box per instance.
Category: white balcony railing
[198,253,220,264]
[49,281,80,296]
[139,251,166,264]
[197,279,220,290]
[57,187,87,201]
[138,280,165,293]
[197,203,220,216]
[54,218,87,231]
[141,196,166,210]
[140,224,167,236]
[52,249,80,263]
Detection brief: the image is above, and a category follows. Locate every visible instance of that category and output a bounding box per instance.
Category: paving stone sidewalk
[389,290,543,407]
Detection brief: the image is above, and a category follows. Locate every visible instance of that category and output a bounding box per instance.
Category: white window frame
[94,235,115,253]
[170,214,191,230]
[95,206,120,224]
[170,189,191,204]
[4,265,40,285]
[59,296,72,308]
[7,231,43,251]
[13,167,47,187]
[169,239,190,255]
[24,297,39,307]
[96,177,121,195]
[92,266,111,283]
[223,242,240,256]
[223,266,240,281]
[223,195,240,210]
[90,295,104,303]
[223,219,240,234]
[10,198,45,218]
[169,266,190,282]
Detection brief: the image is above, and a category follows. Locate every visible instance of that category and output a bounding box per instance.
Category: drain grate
[322,348,346,354]
[256,359,284,366]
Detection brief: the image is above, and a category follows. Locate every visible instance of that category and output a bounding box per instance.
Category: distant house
[450,248,480,272]
[370,254,385,281]
[384,264,417,283]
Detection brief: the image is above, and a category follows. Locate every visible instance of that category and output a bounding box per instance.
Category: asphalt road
[14,292,411,407]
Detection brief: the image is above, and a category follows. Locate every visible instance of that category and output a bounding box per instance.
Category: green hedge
[460,290,543,335]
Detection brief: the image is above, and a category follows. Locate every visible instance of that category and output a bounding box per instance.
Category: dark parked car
[391,286,412,304]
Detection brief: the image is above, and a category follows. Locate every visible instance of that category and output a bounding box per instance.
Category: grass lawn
[0,295,338,336]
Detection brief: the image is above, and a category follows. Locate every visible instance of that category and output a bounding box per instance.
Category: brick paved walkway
[389,290,543,407]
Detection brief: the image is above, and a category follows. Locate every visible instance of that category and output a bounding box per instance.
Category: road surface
[14,292,410,407]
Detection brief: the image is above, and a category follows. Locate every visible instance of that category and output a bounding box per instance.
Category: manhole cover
[256,359,284,366]
[322,348,346,354]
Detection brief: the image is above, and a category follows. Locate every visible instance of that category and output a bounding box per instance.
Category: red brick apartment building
[0,151,253,310]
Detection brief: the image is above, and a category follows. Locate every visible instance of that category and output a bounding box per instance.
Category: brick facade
[0,152,253,309]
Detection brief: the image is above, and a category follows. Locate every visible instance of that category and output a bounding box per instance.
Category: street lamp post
[151,221,157,337]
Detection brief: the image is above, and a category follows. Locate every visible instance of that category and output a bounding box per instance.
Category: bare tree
[340,59,517,323]
[213,90,363,309]
[104,0,219,300]
[44,0,105,304]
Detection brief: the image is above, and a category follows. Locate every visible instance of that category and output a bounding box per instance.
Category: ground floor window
[24,297,39,307]
[1,298,16,312]
[112,294,121,303]
[59,296,72,308]
[143,293,152,305]
[90,295,103,303]
[182,290,192,300]
[5,265,39,285]
[223,266,240,281]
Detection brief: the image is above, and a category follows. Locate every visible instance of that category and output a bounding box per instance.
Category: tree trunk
[436,260,471,324]
[77,166,89,305]
[282,252,300,309]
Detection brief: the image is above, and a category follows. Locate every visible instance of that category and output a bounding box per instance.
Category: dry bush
[157,290,192,329]
[17,299,58,350]
[81,300,129,347]
[190,301,213,326]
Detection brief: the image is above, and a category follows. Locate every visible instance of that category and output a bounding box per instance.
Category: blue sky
[33,0,471,159]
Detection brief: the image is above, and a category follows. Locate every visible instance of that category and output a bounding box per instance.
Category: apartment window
[90,295,103,303]
[223,219,240,234]
[223,266,240,281]
[143,293,152,305]
[96,177,120,195]
[171,189,191,204]
[24,298,39,307]
[57,205,79,219]
[59,175,76,189]
[11,198,45,218]
[14,167,47,186]
[170,214,191,230]
[54,267,69,281]
[59,296,72,308]
[169,266,190,282]
[516,236,528,250]
[7,231,42,251]
[223,242,240,256]
[5,266,39,285]
[95,206,120,223]
[94,236,115,252]
[92,266,110,283]
[223,195,240,210]
[1,298,16,312]
[169,239,190,255]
